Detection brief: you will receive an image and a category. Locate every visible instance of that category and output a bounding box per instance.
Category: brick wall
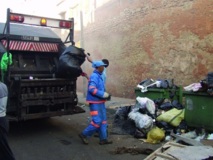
[76,0,213,98]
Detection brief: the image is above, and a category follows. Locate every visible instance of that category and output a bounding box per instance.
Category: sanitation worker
[0,82,16,160]
[85,53,109,85]
[79,61,112,145]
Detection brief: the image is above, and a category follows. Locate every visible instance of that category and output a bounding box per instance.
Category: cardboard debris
[144,141,213,160]
[166,146,213,160]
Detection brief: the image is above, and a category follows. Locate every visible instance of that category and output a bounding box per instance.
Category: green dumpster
[183,91,213,131]
[135,87,182,103]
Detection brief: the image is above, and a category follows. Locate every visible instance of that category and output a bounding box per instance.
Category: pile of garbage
[112,75,213,144]
[112,96,185,144]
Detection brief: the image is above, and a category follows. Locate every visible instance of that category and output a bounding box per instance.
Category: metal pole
[6,8,11,84]
[80,10,86,97]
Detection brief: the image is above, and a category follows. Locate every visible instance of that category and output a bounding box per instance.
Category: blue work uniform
[82,70,108,141]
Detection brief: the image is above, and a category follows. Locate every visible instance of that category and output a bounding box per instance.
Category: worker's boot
[99,139,113,145]
[79,133,89,145]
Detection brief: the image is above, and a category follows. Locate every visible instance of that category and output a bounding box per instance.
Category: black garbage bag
[153,98,165,108]
[173,120,188,134]
[207,88,213,95]
[206,72,213,87]
[159,101,173,110]
[134,128,146,139]
[177,120,188,131]
[172,100,184,110]
[200,80,209,92]
[155,121,173,135]
[157,79,173,89]
[111,106,136,135]
[114,105,132,120]
[56,45,86,78]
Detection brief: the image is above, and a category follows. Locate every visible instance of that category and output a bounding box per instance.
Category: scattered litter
[181,131,197,139]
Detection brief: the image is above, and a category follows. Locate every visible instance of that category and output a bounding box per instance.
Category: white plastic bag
[136,97,155,114]
[184,83,202,92]
[128,111,153,129]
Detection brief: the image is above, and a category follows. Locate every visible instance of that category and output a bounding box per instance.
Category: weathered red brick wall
[77,0,213,98]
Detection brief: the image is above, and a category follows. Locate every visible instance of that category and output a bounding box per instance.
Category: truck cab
[0,9,85,121]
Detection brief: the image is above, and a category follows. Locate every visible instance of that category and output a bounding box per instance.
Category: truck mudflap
[8,78,85,121]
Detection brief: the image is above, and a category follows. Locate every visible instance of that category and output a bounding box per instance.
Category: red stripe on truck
[1,40,59,52]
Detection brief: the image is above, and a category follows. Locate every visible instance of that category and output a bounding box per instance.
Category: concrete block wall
[76,0,213,98]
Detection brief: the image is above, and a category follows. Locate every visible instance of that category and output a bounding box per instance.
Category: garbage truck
[0,8,85,121]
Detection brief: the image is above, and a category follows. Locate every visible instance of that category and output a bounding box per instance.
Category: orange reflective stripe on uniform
[102,120,107,124]
[89,86,96,89]
[92,89,98,95]
[91,121,100,128]
[90,111,98,116]
[86,100,106,104]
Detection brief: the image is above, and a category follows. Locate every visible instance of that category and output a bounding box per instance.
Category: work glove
[103,92,111,101]
[103,92,109,98]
